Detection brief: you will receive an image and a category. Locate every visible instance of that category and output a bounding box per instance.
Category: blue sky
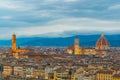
[0,0,120,39]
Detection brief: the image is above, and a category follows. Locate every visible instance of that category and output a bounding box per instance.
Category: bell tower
[74,38,80,55]
[11,34,29,56]
[12,34,17,51]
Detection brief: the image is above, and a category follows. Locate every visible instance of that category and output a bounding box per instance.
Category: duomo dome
[95,33,110,50]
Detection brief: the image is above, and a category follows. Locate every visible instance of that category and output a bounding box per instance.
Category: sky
[0,0,120,39]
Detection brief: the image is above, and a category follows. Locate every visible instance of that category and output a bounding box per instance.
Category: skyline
[0,0,120,39]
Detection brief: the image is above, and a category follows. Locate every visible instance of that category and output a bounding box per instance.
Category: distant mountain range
[0,35,120,47]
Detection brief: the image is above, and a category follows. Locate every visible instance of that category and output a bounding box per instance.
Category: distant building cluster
[0,33,120,80]
[67,33,110,56]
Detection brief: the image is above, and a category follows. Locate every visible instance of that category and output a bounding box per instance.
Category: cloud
[0,1,18,9]
[63,0,79,2]
[0,18,120,39]
[108,4,120,10]
[0,0,36,11]
[0,0,120,39]
[0,16,12,20]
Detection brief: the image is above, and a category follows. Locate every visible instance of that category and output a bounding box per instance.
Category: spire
[74,38,79,46]
[101,32,104,38]
[12,33,16,37]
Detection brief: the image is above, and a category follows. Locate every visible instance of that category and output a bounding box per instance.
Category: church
[67,33,110,56]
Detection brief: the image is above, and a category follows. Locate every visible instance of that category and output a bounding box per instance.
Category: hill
[0,35,120,47]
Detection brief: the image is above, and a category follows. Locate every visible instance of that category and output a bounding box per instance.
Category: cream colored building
[3,65,12,77]
[96,69,113,80]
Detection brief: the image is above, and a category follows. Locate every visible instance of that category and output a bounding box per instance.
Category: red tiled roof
[67,45,74,50]
[96,33,110,49]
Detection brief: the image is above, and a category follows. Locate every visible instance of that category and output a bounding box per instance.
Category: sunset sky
[0,0,120,39]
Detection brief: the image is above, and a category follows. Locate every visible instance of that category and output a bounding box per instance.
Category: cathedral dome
[95,33,110,50]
